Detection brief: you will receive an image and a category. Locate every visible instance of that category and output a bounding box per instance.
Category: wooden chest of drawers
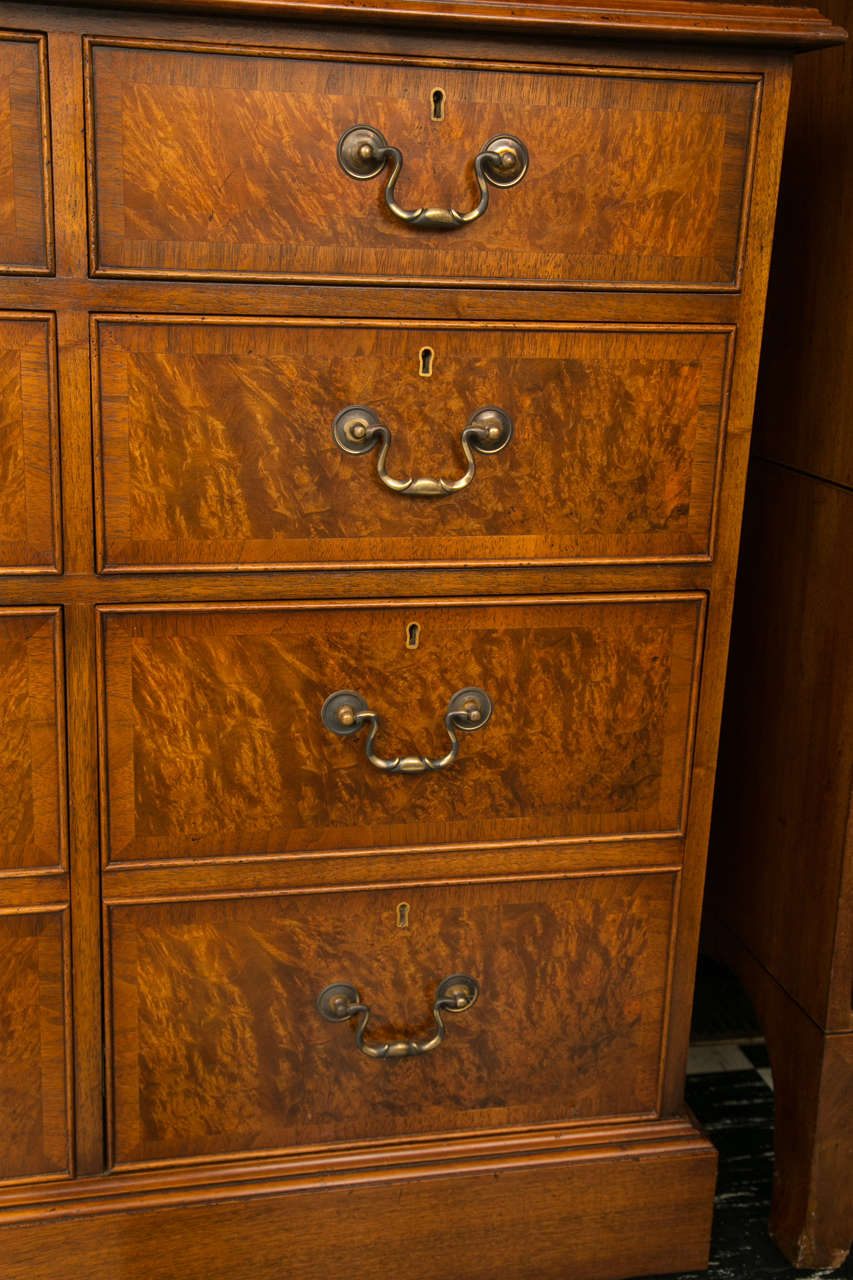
[0,1,844,1276]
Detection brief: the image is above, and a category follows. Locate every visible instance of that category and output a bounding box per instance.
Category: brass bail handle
[337,125,529,230]
[316,974,480,1058]
[332,405,513,497]
[320,687,493,774]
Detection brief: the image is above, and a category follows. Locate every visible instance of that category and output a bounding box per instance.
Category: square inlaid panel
[0,609,66,874]
[87,39,758,289]
[0,315,60,573]
[0,909,70,1181]
[99,596,703,865]
[93,318,731,570]
[0,35,53,274]
[107,873,675,1166]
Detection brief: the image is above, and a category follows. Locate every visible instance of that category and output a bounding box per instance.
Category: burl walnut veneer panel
[0,34,52,275]
[86,39,758,289]
[0,609,66,874]
[0,909,70,1181]
[107,872,674,1166]
[94,319,732,570]
[0,314,60,573]
[99,596,703,864]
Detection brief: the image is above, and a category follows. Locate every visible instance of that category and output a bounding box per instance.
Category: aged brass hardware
[332,405,512,497]
[336,125,528,229]
[316,974,479,1058]
[396,902,410,928]
[418,346,434,377]
[320,686,492,773]
[406,621,421,650]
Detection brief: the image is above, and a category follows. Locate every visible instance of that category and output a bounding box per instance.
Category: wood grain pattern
[702,12,852,1264]
[107,872,675,1165]
[100,596,703,864]
[708,460,853,1030]
[86,39,758,289]
[751,0,853,489]
[0,908,70,1181]
[0,0,814,1271]
[27,0,850,49]
[0,314,61,573]
[0,609,66,874]
[93,318,731,570]
[0,1135,716,1280]
[0,34,52,274]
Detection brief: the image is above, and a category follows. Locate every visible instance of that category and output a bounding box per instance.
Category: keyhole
[431,88,446,121]
[406,621,420,650]
[419,347,434,378]
[397,902,410,929]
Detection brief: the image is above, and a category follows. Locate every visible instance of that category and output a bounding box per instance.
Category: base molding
[0,1123,716,1279]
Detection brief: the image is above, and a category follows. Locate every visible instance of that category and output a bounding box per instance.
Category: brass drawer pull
[337,125,528,230]
[317,974,479,1058]
[321,686,492,773]
[333,405,512,497]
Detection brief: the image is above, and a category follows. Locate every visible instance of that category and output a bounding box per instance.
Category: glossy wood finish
[0,1131,716,1280]
[0,606,72,1188]
[37,0,851,47]
[0,34,52,275]
[704,1,852,1264]
[0,0,836,1273]
[87,39,759,289]
[0,909,70,1182]
[0,609,66,873]
[99,596,703,863]
[94,318,731,570]
[107,872,674,1165]
[0,314,61,573]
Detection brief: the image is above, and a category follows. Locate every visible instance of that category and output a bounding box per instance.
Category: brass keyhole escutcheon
[406,621,421,650]
[397,902,410,929]
[419,346,434,377]
[431,88,446,121]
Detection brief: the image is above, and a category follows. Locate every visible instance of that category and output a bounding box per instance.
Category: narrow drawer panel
[94,319,730,570]
[0,609,66,874]
[108,873,675,1166]
[0,909,70,1181]
[0,35,52,274]
[0,315,60,573]
[87,39,757,289]
[99,596,703,865]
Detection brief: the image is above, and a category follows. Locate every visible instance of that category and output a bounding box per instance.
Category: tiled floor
[636,1039,853,1280]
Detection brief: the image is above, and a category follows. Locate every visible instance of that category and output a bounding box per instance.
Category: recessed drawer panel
[99,596,703,865]
[0,315,60,573]
[94,319,731,570]
[107,873,674,1166]
[0,609,66,873]
[0,909,70,1181]
[0,35,52,274]
[86,39,757,289]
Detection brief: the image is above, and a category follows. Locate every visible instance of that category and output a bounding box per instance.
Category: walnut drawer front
[86,38,758,289]
[106,872,674,1167]
[0,314,61,573]
[0,34,52,275]
[0,608,66,873]
[99,596,703,866]
[0,910,70,1181]
[94,318,732,571]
